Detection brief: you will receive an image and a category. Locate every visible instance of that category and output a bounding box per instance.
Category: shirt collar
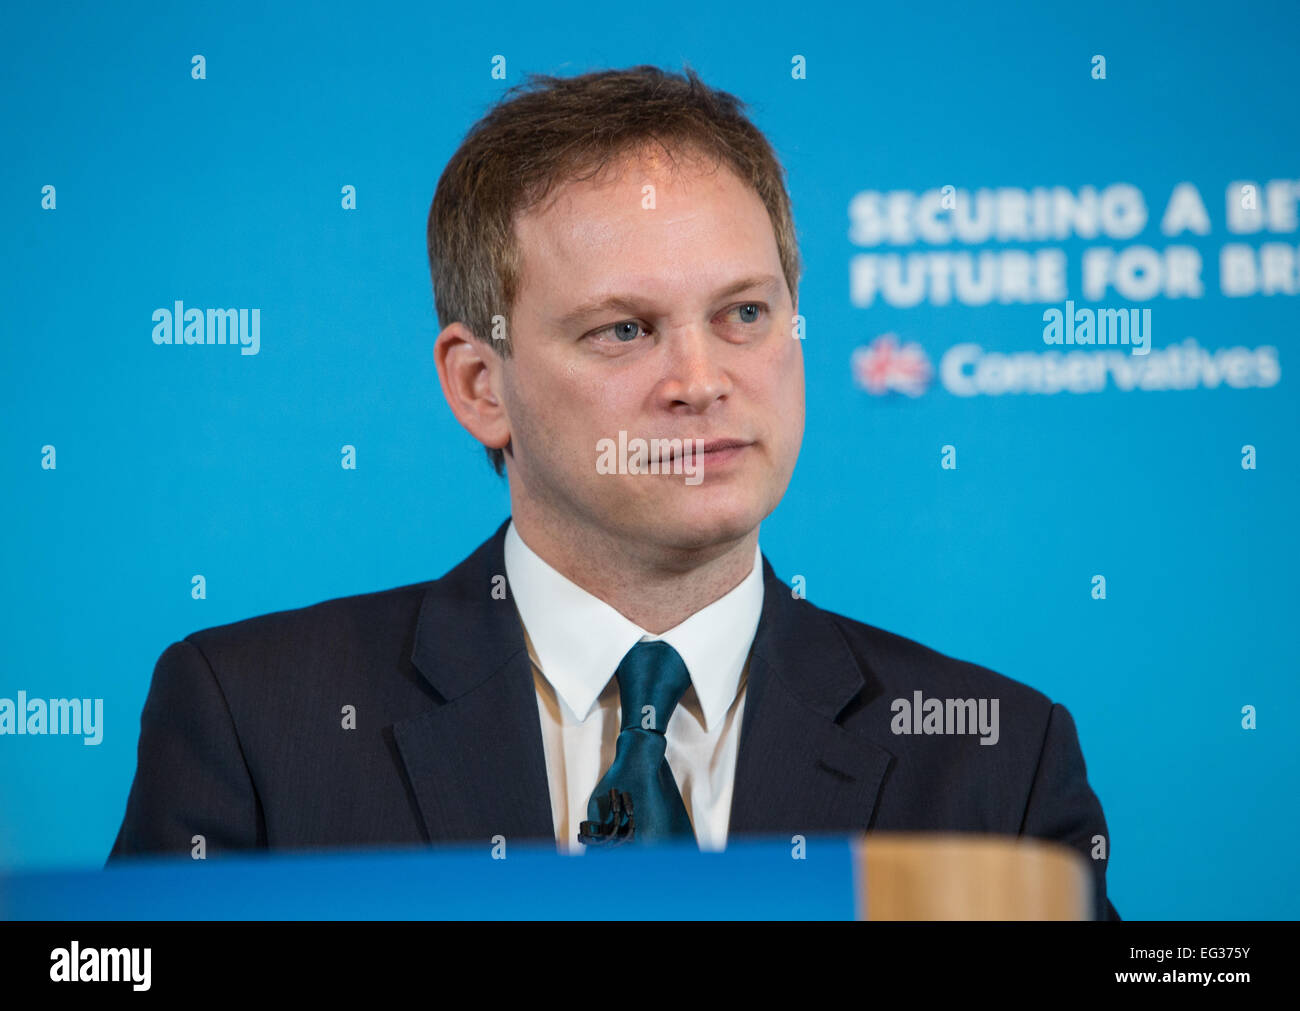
[504,519,764,732]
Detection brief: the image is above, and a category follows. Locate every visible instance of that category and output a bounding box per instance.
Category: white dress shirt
[503,519,764,854]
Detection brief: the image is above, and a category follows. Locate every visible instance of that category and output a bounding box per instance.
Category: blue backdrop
[2,0,1296,919]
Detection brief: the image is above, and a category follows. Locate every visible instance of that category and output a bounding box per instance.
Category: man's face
[499,147,804,555]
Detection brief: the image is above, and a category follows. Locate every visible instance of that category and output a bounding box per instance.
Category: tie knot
[613,640,691,734]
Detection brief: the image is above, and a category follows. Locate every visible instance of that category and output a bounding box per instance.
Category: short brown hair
[426,64,802,476]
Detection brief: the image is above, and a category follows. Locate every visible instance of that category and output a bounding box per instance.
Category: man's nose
[657,325,732,411]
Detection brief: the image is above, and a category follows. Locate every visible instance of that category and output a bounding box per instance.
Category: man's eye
[593,320,647,343]
[732,302,765,323]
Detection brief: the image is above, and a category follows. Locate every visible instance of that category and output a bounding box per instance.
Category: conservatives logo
[850,334,933,396]
[852,334,1280,397]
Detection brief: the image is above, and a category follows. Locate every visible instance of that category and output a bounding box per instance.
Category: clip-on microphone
[577,789,635,847]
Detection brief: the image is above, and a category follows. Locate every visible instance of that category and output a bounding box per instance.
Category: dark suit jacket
[108,517,1119,919]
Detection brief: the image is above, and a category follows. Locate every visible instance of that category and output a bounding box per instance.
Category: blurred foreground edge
[856,833,1092,920]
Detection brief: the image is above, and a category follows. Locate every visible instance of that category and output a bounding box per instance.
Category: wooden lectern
[854,833,1093,920]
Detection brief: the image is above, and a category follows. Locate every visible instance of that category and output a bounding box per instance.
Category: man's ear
[433,322,511,454]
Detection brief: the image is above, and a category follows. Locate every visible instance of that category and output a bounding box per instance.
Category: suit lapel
[392,518,555,844]
[729,556,894,837]
[393,521,894,845]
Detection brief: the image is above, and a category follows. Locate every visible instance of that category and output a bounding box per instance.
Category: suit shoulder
[179,578,435,666]
[813,604,1055,713]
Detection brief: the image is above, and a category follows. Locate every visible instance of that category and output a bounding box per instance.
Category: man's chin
[625,494,764,553]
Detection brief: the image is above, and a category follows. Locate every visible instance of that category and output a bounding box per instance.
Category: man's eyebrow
[556,274,783,327]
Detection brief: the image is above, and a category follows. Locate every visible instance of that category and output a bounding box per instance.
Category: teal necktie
[578,640,695,847]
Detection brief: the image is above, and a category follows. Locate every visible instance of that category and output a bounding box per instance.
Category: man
[109,65,1118,919]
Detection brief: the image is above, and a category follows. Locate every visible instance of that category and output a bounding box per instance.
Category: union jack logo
[851,333,933,397]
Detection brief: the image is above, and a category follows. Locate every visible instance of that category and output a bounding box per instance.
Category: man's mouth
[700,439,752,454]
[668,438,754,465]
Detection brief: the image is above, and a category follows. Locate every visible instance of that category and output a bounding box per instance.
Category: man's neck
[509,506,760,635]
